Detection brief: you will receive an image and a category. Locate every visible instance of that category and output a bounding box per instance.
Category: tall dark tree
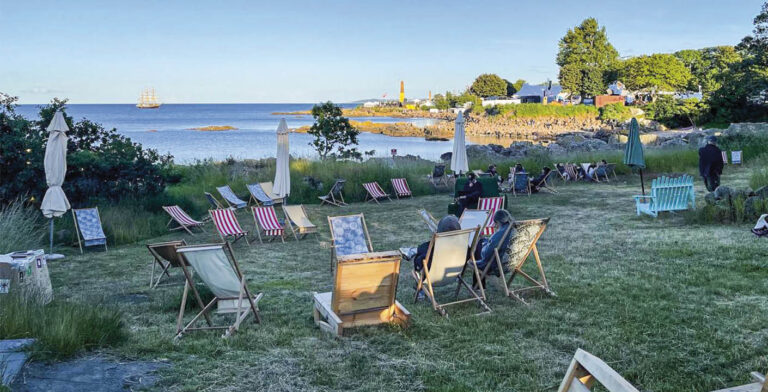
[469,74,508,97]
[307,101,361,160]
[556,18,619,98]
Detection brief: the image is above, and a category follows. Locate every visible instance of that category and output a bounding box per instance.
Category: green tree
[505,79,526,96]
[675,46,741,93]
[556,18,619,97]
[307,101,361,160]
[618,54,692,98]
[469,74,507,97]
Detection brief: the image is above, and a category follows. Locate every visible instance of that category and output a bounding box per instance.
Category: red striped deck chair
[390,178,412,198]
[363,182,392,204]
[209,208,249,245]
[477,196,505,235]
[162,205,205,235]
[564,164,579,181]
[251,206,285,243]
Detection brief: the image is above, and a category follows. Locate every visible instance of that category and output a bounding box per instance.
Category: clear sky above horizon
[1,0,764,104]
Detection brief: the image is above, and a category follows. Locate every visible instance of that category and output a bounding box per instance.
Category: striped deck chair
[412,227,490,316]
[204,192,225,209]
[419,209,438,233]
[175,242,263,339]
[722,151,729,165]
[162,205,205,235]
[259,182,284,204]
[477,196,505,235]
[251,206,285,243]
[564,164,579,181]
[72,207,107,254]
[282,204,317,240]
[216,185,247,209]
[318,179,347,207]
[363,182,392,204]
[391,178,412,198]
[553,164,568,182]
[147,240,187,289]
[328,213,373,274]
[558,349,640,392]
[246,183,273,206]
[209,208,249,245]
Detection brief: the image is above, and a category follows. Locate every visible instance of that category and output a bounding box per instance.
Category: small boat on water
[137,88,161,109]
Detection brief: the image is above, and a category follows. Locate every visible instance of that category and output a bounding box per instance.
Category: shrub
[750,167,768,190]
[599,103,632,122]
[492,103,598,118]
[0,198,45,254]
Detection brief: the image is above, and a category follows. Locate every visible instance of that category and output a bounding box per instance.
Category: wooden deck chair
[477,196,505,235]
[512,172,532,197]
[429,164,448,187]
[722,151,729,165]
[174,242,263,339]
[259,181,284,204]
[162,205,205,235]
[318,179,347,207]
[147,240,188,289]
[412,227,490,317]
[251,206,285,243]
[565,164,580,181]
[216,185,247,209]
[328,213,373,274]
[363,182,392,204]
[204,192,225,209]
[732,150,743,165]
[246,183,274,206]
[553,164,569,183]
[593,164,611,182]
[459,209,492,245]
[558,349,640,392]
[419,209,438,233]
[72,207,108,254]
[209,208,249,245]
[391,178,412,199]
[712,370,767,392]
[282,204,317,240]
[313,250,410,336]
[484,218,554,304]
[537,170,559,194]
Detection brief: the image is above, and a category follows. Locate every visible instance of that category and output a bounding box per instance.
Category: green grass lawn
[47,167,768,391]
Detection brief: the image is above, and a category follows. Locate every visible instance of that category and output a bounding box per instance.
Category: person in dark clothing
[456,172,483,216]
[413,216,461,272]
[471,210,515,288]
[530,167,552,193]
[487,164,498,177]
[513,163,525,174]
[699,135,724,192]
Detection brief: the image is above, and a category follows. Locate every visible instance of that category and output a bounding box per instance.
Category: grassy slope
[47,165,768,391]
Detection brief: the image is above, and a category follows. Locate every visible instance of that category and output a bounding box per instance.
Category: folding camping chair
[318,179,347,207]
[147,240,188,289]
[204,192,225,209]
[477,196,504,235]
[259,182,284,204]
[511,172,531,197]
[313,250,410,336]
[216,185,247,209]
[72,207,108,254]
[209,208,249,245]
[162,205,205,235]
[328,213,373,274]
[558,349,640,392]
[363,182,392,204]
[732,150,743,165]
[174,242,263,339]
[722,151,729,165]
[246,183,274,206]
[391,178,412,199]
[482,218,554,304]
[712,370,767,392]
[459,209,492,245]
[412,227,490,316]
[429,164,449,188]
[419,209,438,233]
[282,204,317,240]
[251,205,285,243]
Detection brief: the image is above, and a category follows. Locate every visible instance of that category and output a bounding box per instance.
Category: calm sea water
[15,103,458,163]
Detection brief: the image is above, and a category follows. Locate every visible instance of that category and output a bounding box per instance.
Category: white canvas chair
[412,227,490,317]
[418,209,438,233]
[72,207,108,254]
[558,349,640,392]
[259,181,285,204]
[459,209,491,245]
[175,243,263,339]
[328,213,373,274]
[162,205,205,235]
[147,240,188,289]
[282,204,317,240]
[216,185,248,209]
[313,250,410,336]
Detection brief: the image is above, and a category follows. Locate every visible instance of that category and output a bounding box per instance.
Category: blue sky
[1,0,763,104]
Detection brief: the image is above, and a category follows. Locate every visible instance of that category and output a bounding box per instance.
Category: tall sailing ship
[137,88,161,109]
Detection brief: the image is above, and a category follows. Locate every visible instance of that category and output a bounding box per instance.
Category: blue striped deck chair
[216,185,247,209]
[73,207,108,254]
[246,183,274,206]
[512,171,531,197]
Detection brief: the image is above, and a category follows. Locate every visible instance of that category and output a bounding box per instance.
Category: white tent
[450,110,469,175]
[41,111,71,218]
[273,118,291,198]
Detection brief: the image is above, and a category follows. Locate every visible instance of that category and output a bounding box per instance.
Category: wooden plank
[571,349,639,392]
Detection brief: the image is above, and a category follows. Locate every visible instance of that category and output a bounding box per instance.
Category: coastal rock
[659,138,688,148]
[466,144,506,160]
[440,152,452,161]
[571,138,609,152]
[724,122,768,137]
[744,196,762,218]
[713,186,734,201]
[546,142,567,155]
[704,192,717,205]
[684,131,708,147]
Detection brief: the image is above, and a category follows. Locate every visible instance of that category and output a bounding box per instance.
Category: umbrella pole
[49,218,54,254]
[640,169,646,196]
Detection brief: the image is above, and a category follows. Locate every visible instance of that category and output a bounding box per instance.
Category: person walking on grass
[699,135,724,192]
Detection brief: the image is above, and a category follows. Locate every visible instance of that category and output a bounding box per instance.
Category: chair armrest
[633,195,655,200]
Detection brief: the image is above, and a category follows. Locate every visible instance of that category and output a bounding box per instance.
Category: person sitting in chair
[487,164,502,184]
[456,172,483,216]
[472,210,515,286]
[412,216,462,272]
[513,163,525,174]
[530,167,552,193]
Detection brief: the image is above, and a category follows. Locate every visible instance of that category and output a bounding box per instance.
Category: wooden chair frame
[246,183,274,207]
[259,182,285,205]
[328,213,373,274]
[209,209,250,246]
[313,251,410,336]
[282,204,317,241]
[418,209,438,233]
[512,172,532,197]
[204,192,225,209]
[72,207,108,254]
[251,205,286,244]
[480,218,555,304]
[318,179,348,207]
[537,170,559,194]
[216,185,248,209]
[391,178,412,199]
[711,370,767,392]
[564,164,580,182]
[147,239,188,289]
[162,206,206,236]
[174,242,263,339]
[429,164,449,188]
[412,227,490,317]
[558,349,640,392]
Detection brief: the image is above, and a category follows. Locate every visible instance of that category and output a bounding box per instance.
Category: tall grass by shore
[0,199,45,254]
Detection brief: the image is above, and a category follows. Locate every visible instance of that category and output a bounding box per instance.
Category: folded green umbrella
[623,118,646,194]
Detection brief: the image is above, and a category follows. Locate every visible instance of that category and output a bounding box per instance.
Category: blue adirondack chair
[633,175,695,217]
